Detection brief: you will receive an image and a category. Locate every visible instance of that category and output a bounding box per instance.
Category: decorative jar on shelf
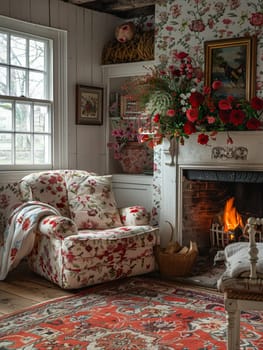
[119,141,153,174]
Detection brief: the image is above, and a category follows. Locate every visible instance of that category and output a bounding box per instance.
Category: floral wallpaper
[152,0,263,225]
[155,0,263,95]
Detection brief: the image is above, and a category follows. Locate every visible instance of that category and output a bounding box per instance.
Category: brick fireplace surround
[157,131,263,254]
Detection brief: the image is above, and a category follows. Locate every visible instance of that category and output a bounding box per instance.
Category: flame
[223,197,244,232]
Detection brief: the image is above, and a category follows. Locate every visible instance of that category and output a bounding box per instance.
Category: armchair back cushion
[67,174,122,229]
[19,170,94,218]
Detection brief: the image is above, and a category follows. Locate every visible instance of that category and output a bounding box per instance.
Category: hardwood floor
[0,260,75,316]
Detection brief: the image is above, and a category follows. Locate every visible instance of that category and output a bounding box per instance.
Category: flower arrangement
[107,118,140,159]
[123,51,263,147]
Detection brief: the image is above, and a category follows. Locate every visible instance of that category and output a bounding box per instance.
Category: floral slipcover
[11,170,159,289]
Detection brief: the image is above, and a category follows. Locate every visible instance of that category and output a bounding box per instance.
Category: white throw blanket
[224,242,263,277]
[0,201,60,280]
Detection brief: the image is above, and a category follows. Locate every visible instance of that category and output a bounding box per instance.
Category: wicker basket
[156,241,198,277]
[101,30,154,65]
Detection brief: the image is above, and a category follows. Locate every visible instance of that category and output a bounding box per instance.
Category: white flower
[180,93,187,99]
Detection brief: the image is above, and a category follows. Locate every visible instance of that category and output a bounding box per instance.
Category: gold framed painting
[76,85,103,125]
[204,36,257,100]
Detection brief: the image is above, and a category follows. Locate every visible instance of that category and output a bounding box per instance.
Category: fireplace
[181,170,263,254]
[157,131,263,254]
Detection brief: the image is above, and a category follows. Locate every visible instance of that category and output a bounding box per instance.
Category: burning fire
[223,197,244,232]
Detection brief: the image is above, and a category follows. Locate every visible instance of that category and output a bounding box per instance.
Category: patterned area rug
[0,277,262,350]
[172,256,226,289]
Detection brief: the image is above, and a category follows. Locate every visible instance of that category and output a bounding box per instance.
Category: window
[0,16,68,174]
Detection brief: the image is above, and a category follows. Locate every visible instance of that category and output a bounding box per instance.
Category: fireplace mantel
[158,131,263,247]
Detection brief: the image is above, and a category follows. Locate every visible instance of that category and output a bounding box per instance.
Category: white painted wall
[0,0,120,175]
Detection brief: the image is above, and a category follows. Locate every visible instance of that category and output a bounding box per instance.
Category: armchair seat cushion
[63,225,157,259]
[28,225,158,289]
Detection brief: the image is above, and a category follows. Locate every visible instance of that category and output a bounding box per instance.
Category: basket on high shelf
[155,222,198,277]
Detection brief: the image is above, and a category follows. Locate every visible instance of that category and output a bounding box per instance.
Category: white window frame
[0,15,68,183]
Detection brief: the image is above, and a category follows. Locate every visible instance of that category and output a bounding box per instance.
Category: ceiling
[63,0,156,19]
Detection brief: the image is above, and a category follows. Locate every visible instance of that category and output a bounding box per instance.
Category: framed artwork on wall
[204,36,257,100]
[76,85,103,125]
[120,95,142,118]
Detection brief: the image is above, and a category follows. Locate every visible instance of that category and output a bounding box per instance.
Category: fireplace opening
[182,169,263,255]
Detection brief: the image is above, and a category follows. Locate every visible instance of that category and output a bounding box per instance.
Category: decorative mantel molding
[211,146,248,161]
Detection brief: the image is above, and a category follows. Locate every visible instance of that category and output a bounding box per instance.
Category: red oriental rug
[0,277,262,349]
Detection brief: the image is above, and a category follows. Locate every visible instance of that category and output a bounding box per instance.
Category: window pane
[29,40,45,70]
[10,35,27,67]
[0,133,12,164]
[34,134,50,164]
[29,71,45,99]
[0,33,8,64]
[0,101,12,131]
[16,103,31,131]
[10,68,26,96]
[0,66,8,95]
[34,105,49,132]
[15,133,32,163]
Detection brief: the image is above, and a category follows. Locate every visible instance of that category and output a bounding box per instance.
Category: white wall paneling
[0,0,120,181]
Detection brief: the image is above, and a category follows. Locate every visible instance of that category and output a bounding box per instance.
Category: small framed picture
[204,36,257,100]
[76,85,103,125]
[120,95,142,118]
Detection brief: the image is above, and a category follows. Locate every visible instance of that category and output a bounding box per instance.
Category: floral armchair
[1,170,159,289]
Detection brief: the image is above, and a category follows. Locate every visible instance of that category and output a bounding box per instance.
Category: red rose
[183,121,196,135]
[189,91,204,107]
[219,110,230,124]
[212,80,223,90]
[153,113,160,123]
[175,51,188,59]
[249,13,263,26]
[186,108,199,122]
[218,99,232,110]
[197,133,209,145]
[171,69,181,77]
[166,109,175,117]
[250,96,263,111]
[229,110,246,126]
[246,118,261,130]
[227,95,234,103]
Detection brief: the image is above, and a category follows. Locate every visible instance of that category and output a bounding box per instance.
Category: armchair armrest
[38,215,78,239]
[119,205,150,226]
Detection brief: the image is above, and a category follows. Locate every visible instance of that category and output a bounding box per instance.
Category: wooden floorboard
[0,260,75,316]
